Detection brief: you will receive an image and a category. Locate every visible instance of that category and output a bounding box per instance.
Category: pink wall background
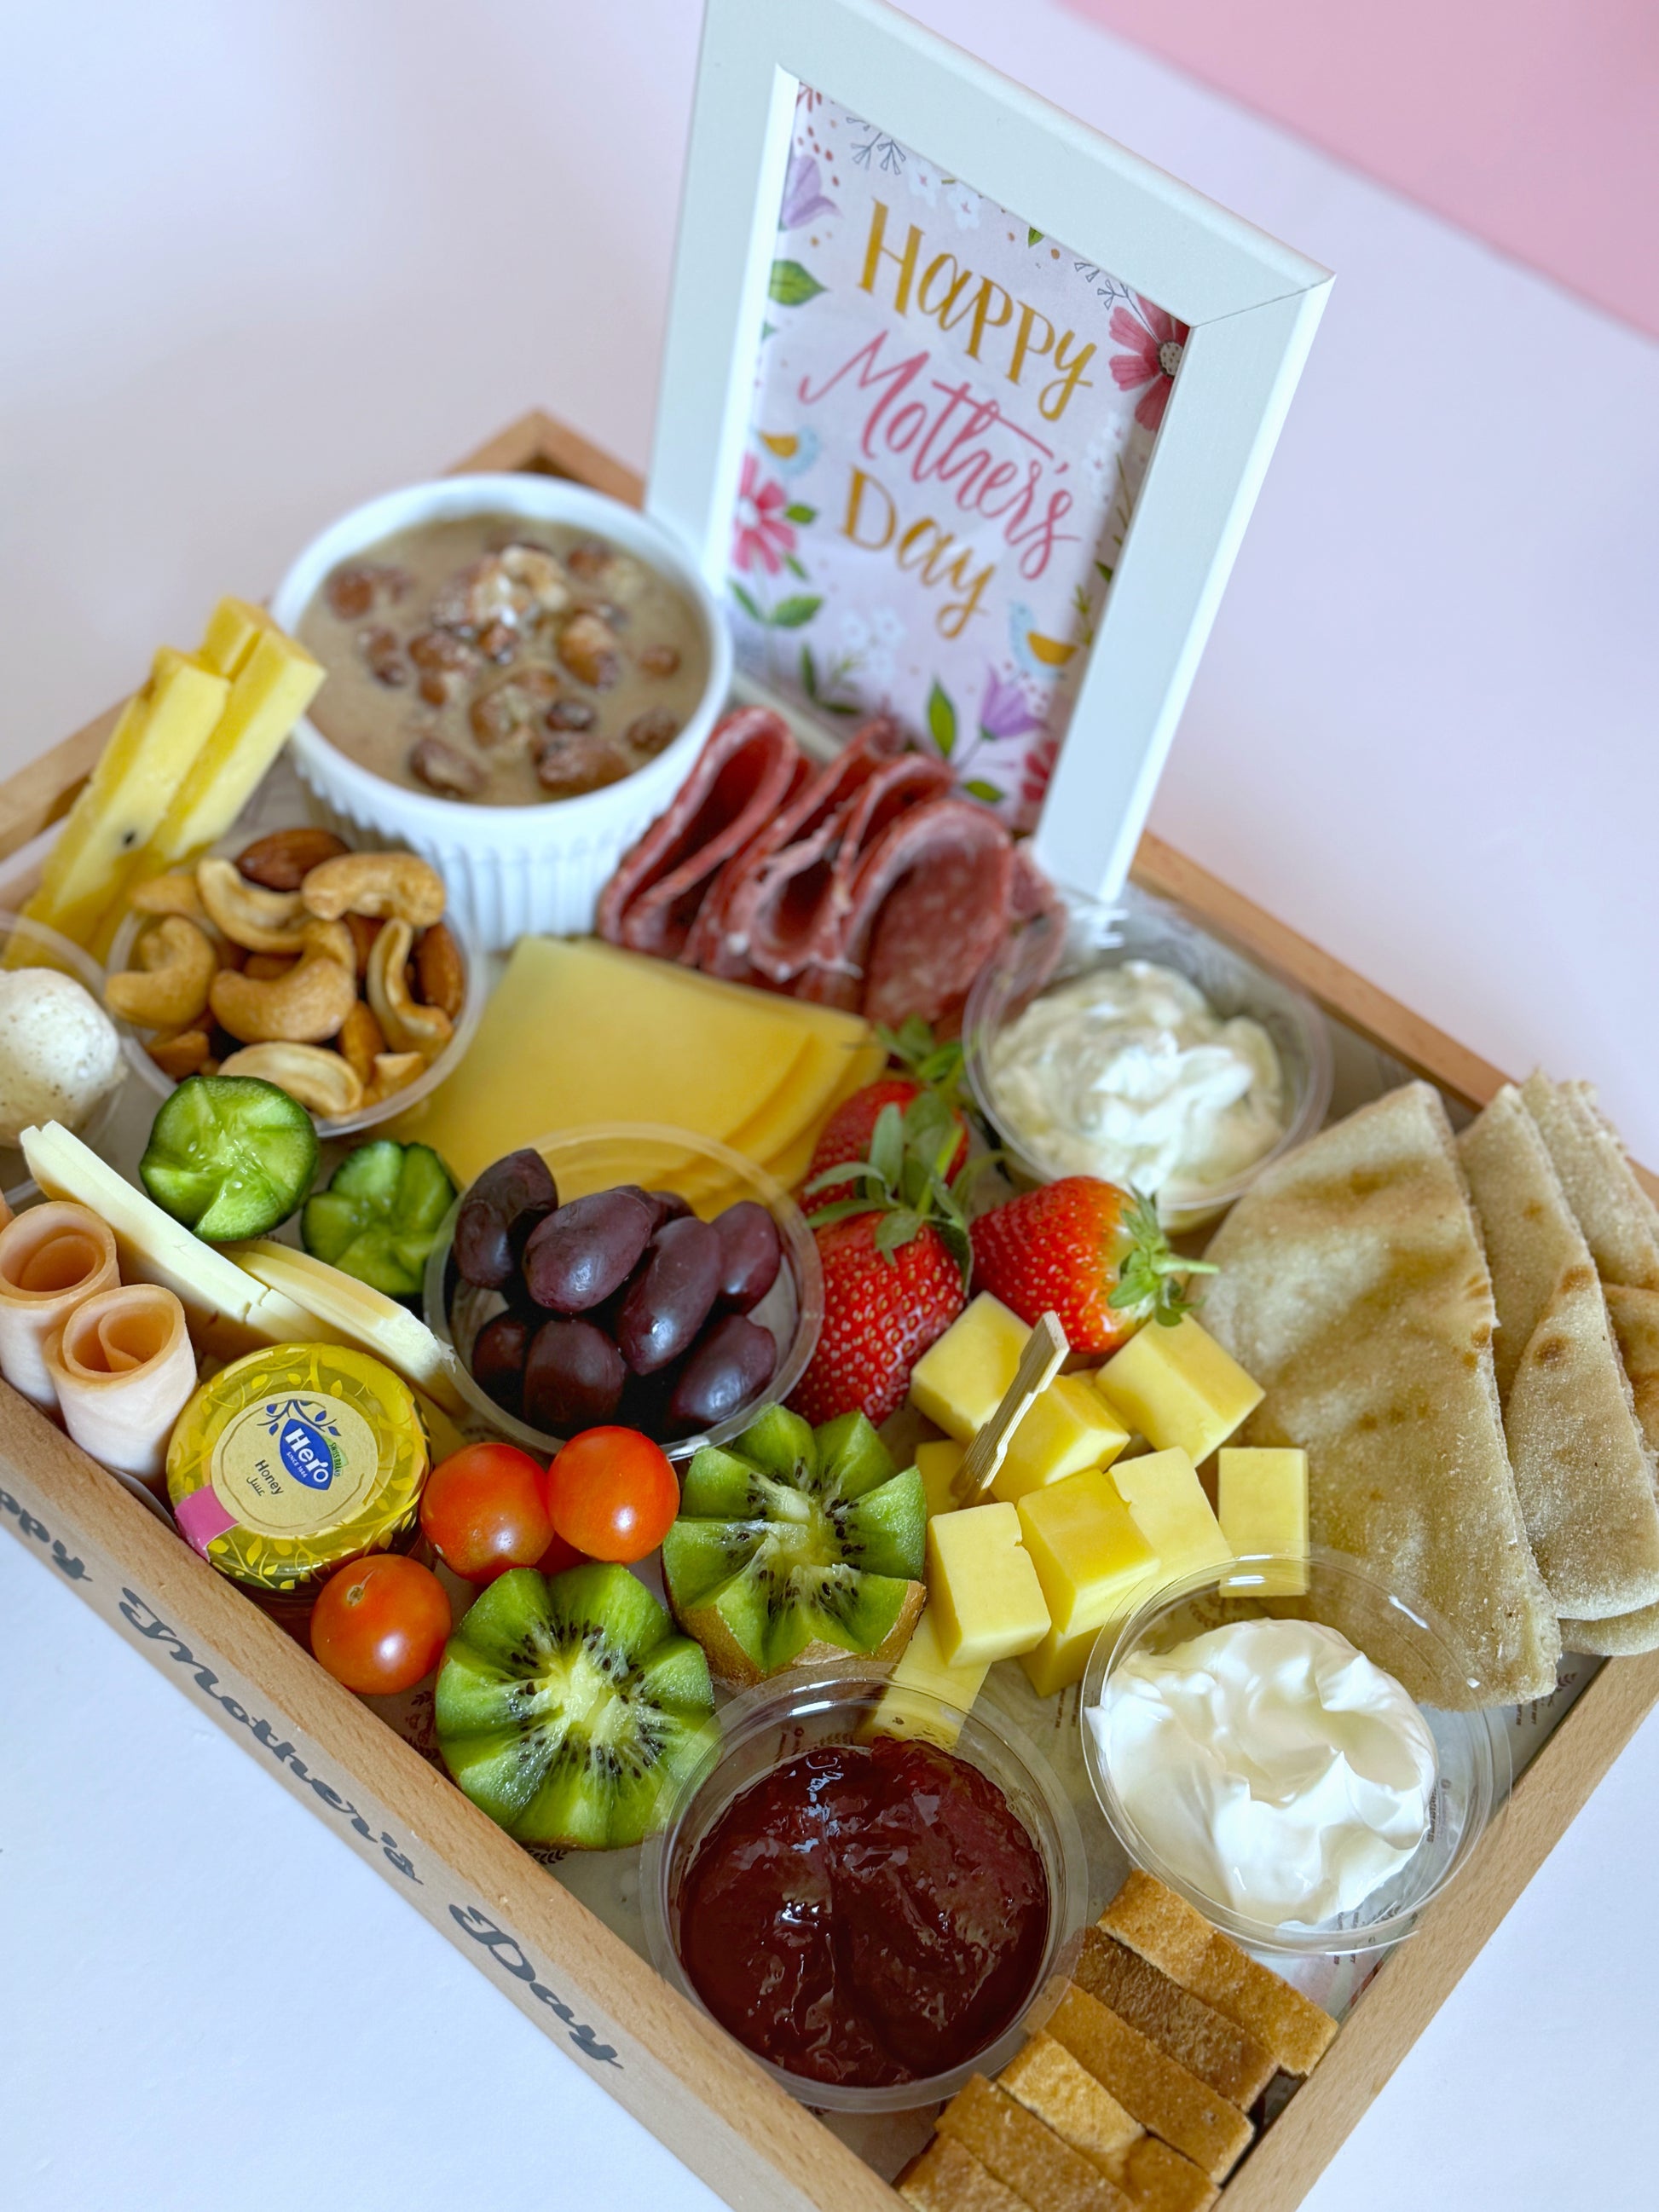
[1062,0,1659,335]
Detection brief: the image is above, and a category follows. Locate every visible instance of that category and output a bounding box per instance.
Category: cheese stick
[0,1202,119,1407]
[46,1283,197,1483]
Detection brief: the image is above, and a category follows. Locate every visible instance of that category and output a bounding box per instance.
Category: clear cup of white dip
[963,883,1332,1231]
[1079,1549,1510,1957]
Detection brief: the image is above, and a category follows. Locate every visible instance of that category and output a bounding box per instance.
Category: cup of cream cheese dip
[963,883,1332,1231]
[1079,1549,1508,1955]
[269,476,732,950]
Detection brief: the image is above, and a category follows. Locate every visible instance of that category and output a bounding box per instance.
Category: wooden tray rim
[2,407,1655,2212]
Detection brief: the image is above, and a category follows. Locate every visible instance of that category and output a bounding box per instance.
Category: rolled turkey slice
[46,1282,198,1485]
[0,1200,120,1410]
[595,707,800,958]
[800,796,1016,1026]
[682,716,908,979]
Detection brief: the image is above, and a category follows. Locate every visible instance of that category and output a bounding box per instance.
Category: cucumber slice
[301,1140,457,1297]
[139,1075,319,1242]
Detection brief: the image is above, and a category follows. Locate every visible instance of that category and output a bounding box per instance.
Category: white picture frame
[647,0,1331,901]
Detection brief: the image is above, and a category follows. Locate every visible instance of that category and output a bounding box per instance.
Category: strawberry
[806,1018,970,1204]
[968,1178,1214,1357]
[790,1092,974,1427]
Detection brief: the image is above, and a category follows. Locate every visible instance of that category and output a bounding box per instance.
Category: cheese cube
[1020,1615,1122,1700]
[992,1375,1130,1505]
[1017,1470,1158,1638]
[908,1292,1029,1442]
[1109,1448,1232,1587]
[927,1501,1049,1666]
[1095,1316,1263,1464]
[1218,1447,1309,1594]
[916,1437,966,1518]
[860,1605,990,1748]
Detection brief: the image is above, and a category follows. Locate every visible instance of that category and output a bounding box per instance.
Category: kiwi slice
[661,1404,927,1687]
[435,1562,714,1850]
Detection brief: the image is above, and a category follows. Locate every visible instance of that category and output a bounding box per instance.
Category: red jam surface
[674,1735,1049,2088]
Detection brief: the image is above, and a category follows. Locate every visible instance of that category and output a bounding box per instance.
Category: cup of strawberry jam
[642,1664,1088,2113]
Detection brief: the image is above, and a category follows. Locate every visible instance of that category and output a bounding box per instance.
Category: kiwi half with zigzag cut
[660,1404,926,1687]
[435,1562,714,1849]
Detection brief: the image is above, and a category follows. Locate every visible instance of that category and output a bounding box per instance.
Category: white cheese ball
[0,967,124,1145]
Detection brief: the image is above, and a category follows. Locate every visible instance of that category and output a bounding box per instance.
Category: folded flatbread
[1522,1072,1659,1292]
[1459,1086,1659,1617]
[1561,1285,1659,1655]
[1202,1083,1560,1707]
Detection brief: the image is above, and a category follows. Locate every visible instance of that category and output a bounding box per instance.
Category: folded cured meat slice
[595,708,800,958]
[798,796,1015,1027]
[802,752,957,974]
[684,719,916,982]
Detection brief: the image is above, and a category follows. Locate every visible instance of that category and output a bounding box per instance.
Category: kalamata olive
[616,1216,721,1375]
[618,1360,679,1442]
[710,1200,782,1312]
[471,1312,533,1418]
[666,1314,777,1433]
[523,1316,626,1435]
[645,1187,694,1226]
[453,1149,558,1288]
[522,1188,655,1313]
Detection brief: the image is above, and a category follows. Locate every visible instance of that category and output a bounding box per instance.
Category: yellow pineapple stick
[124,624,324,885]
[17,646,228,953]
[199,596,272,680]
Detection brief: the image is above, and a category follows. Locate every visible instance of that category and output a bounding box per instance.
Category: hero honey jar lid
[166,1342,428,1593]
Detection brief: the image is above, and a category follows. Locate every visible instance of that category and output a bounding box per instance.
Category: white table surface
[2,4,1656,2209]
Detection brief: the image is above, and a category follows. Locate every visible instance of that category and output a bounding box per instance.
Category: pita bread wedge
[1562,1286,1659,1655]
[1203,1082,1560,1707]
[1458,1088,1659,1616]
[1521,1072,1659,1291]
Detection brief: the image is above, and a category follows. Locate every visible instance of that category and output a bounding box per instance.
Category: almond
[413,920,465,1018]
[234,826,350,892]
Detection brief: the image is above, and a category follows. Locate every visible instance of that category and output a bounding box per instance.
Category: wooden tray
[3,410,1656,2212]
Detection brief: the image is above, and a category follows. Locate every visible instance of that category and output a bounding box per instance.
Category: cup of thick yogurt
[963,882,1333,1229]
[1078,1549,1509,1955]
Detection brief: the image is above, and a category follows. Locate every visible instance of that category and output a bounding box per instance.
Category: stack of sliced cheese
[398,937,887,1201]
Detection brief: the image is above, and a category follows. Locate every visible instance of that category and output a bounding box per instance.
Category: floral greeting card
[729,84,1185,827]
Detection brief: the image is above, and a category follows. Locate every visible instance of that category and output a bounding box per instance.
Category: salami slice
[803,752,955,973]
[595,708,800,958]
[821,797,1017,1028]
[683,717,912,983]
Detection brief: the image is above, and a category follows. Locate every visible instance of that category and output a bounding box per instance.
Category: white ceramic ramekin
[269,476,731,950]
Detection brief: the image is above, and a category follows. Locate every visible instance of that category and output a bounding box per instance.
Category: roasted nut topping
[557,609,621,690]
[408,735,486,798]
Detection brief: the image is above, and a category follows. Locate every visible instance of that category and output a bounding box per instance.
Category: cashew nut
[362,1050,425,1108]
[367,920,454,1057]
[105,916,217,1030]
[217,1042,364,1119]
[196,857,310,955]
[130,873,209,924]
[301,852,446,929]
[210,938,359,1044]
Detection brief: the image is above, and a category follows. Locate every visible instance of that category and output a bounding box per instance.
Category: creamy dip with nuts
[298,514,708,806]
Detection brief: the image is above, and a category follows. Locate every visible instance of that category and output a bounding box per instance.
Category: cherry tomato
[544,1426,679,1564]
[535,1529,590,1577]
[419,1441,553,1583]
[310,1554,451,1695]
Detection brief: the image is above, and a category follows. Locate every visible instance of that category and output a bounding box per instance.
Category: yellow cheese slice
[232,1241,466,1414]
[408,937,856,1187]
[20,1122,322,1358]
[570,938,872,1053]
[134,624,325,872]
[20,648,229,950]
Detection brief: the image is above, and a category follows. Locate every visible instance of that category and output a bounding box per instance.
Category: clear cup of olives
[422,1122,824,1461]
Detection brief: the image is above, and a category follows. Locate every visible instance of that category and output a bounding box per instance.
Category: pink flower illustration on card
[1108,295,1189,434]
[731,453,797,576]
[1016,732,1060,829]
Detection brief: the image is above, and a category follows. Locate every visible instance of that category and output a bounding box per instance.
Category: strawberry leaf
[1104,1188,1218,1325]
